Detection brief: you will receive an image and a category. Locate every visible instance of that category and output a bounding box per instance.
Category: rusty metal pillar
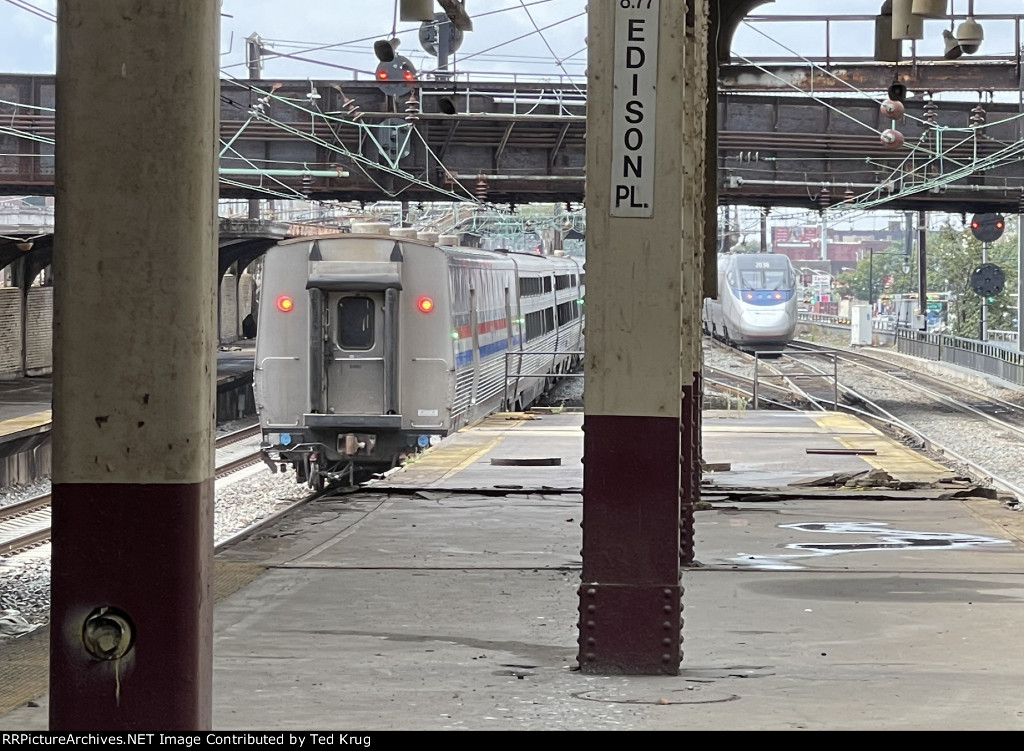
[681,1,710,566]
[579,0,700,675]
[51,1,219,730]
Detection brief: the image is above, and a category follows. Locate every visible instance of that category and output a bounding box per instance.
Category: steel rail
[1,423,262,558]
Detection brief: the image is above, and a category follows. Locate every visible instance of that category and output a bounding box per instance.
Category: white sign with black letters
[610,0,659,218]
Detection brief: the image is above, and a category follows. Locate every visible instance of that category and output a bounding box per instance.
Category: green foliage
[835,218,1019,338]
[837,240,914,304]
[928,218,1018,337]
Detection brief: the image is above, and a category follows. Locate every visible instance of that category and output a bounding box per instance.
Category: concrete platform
[0,342,255,436]
[3,410,1024,730]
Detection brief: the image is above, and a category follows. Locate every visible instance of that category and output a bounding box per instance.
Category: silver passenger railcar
[702,252,797,351]
[254,227,584,487]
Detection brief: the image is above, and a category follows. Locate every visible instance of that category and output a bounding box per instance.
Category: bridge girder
[4,52,1024,213]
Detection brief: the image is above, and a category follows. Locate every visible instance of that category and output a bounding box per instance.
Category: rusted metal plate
[578,583,683,675]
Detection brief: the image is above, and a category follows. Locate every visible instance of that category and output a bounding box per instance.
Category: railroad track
[704,336,1024,502]
[779,340,1024,500]
[704,338,829,411]
[1,424,263,558]
[789,341,1024,436]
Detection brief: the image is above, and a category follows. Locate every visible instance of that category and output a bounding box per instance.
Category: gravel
[1,418,310,638]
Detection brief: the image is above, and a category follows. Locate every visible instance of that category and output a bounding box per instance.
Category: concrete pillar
[52,1,219,730]
[579,0,699,675]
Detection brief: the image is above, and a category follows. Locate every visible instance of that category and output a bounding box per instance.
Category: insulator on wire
[405,93,420,121]
[475,174,488,201]
[970,104,986,127]
[880,99,905,119]
[923,99,938,127]
[880,128,904,148]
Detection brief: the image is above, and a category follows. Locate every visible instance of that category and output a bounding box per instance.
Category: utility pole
[760,207,768,252]
[820,211,828,260]
[918,210,927,329]
[245,33,263,221]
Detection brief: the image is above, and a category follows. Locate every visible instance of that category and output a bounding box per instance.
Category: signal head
[969,213,1005,243]
[374,55,417,96]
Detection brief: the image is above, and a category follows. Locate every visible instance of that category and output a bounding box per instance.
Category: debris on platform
[790,470,893,488]
[491,457,561,466]
[937,486,999,500]
[805,447,877,456]
[702,462,731,472]
[844,468,897,488]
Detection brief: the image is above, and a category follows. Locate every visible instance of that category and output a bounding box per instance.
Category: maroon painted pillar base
[50,483,213,731]
[680,375,700,565]
[578,415,683,674]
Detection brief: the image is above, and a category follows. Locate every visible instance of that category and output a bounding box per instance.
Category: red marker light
[403,70,415,81]
[378,70,389,80]
[416,296,434,313]
[277,295,294,313]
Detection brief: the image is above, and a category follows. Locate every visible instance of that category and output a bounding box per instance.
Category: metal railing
[897,327,1024,387]
[502,349,583,410]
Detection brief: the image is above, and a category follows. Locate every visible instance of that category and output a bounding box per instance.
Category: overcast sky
[3,1,1024,80]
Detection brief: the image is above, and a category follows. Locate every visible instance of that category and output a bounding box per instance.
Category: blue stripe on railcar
[455,338,510,367]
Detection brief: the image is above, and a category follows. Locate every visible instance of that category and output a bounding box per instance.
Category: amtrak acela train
[253,226,584,487]
[702,252,797,351]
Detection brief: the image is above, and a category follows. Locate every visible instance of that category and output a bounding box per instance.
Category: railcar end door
[326,292,385,415]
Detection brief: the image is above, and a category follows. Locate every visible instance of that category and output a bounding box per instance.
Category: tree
[925,218,1018,338]
[838,240,914,305]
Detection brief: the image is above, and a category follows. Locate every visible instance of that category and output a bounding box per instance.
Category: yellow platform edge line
[809,412,950,476]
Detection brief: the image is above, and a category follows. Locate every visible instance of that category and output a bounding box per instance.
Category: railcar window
[524,309,557,340]
[738,269,790,290]
[337,296,375,350]
[555,274,572,290]
[519,277,543,296]
[544,277,553,293]
[525,310,544,341]
[557,300,579,325]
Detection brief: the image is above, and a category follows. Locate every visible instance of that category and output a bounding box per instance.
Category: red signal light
[377,69,389,80]
[277,295,294,313]
[416,296,434,313]
[403,69,415,81]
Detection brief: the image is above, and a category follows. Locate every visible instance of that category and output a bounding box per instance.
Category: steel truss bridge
[3,62,1024,213]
